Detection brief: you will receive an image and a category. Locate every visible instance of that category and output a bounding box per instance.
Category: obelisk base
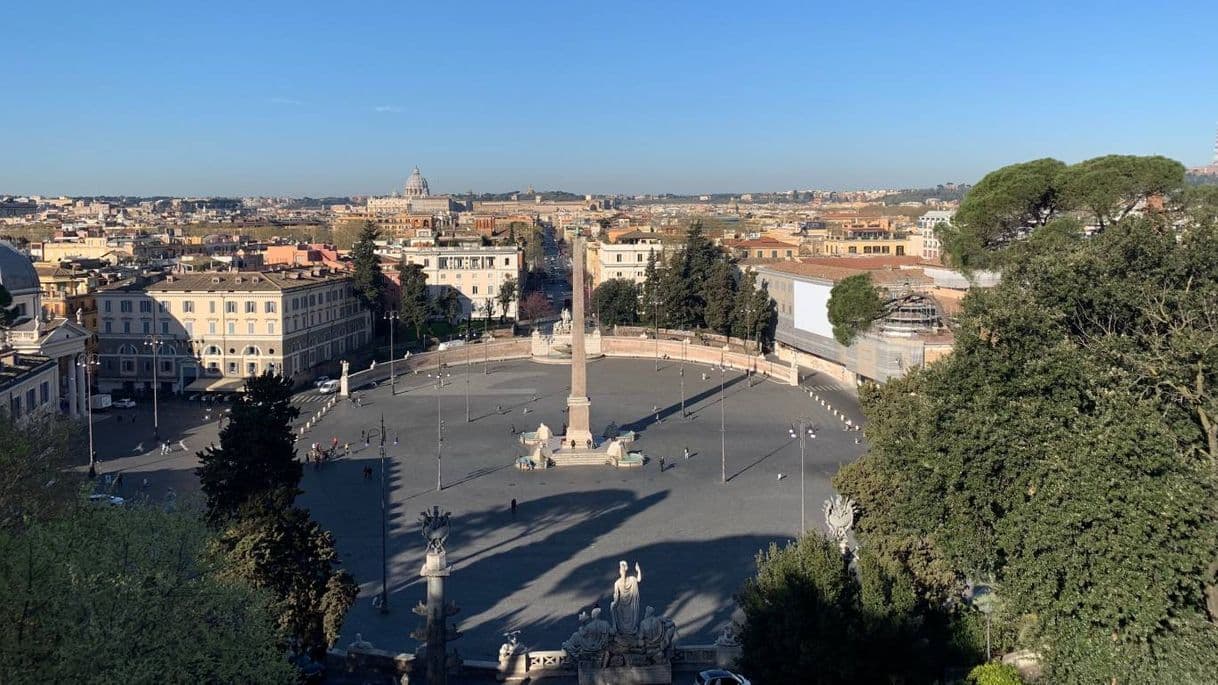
[564,395,593,449]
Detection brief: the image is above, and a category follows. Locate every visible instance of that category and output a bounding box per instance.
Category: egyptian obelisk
[565,232,593,448]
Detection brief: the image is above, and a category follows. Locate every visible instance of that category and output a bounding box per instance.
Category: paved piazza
[90,356,865,658]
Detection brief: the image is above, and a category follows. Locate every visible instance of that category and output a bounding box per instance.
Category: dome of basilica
[404,167,430,198]
[0,243,40,295]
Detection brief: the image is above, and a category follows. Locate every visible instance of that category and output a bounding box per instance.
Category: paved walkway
[84,357,865,660]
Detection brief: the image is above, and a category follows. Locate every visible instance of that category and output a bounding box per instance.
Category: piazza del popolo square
[73,228,867,684]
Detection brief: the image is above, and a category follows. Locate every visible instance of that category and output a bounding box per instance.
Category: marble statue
[611,561,643,635]
[563,608,612,662]
[341,360,350,377]
[823,495,857,554]
[714,624,740,647]
[75,307,83,325]
[498,630,524,661]
[638,606,677,661]
[419,506,451,554]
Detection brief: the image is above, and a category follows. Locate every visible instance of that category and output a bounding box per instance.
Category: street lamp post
[720,364,727,484]
[142,335,163,441]
[653,296,660,372]
[78,353,99,477]
[483,329,489,375]
[378,414,389,613]
[465,342,471,423]
[791,418,815,536]
[435,372,445,492]
[384,311,399,395]
[679,339,686,419]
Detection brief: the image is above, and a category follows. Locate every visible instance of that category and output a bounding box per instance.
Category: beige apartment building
[388,243,524,319]
[94,268,371,393]
[586,231,667,288]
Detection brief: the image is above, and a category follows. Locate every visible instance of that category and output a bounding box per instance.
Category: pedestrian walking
[331,436,339,450]
[393,434,399,446]
[659,456,666,472]
[496,404,503,414]
[510,498,517,517]
[683,446,690,460]
[344,442,351,456]
[510,424,516,435]
[364,436,370,448]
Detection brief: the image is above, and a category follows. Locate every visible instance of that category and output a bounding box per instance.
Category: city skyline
[3,0,1217,196]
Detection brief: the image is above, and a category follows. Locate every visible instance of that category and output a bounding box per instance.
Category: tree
[591,279,639,328]
[942,158,1066,269]
[433,287,462,328]
[1055,154,1185,230]
[0,413,82,532]
[737,533,978,684]
[0,506,294,683]
[826,273,885,346]
[350,221,385,317]
[702,261,738,336]
[835,214,1218,682]
[197,372,301,526]
[640,251,662,327]
[518,291,552,323]
[215,502,358,658]
[0,284,20,327]
[397,262,431,339]
[731,269,775,351]
[497,276,518,321]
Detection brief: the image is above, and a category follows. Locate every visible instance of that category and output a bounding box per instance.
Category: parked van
[317,379,340,394]
[437,340,466,352]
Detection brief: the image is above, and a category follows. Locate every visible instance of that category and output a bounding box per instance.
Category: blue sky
[3,0,1216,196]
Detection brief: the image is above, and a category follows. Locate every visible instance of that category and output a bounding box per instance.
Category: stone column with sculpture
[411,506,462,685]
[339,360,350,397]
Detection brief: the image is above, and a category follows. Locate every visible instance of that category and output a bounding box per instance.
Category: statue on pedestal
[611,561,643,636]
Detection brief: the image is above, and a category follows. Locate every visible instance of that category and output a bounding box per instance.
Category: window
[227,322,235,335]
[183,301,194,313]
[247,322,255,335]
[267,321,276,335]
[265,301,276,313]
[503,258,510,266]
[243,346,260,356]
[227,362,238,375]
[26,389,36,411]
[121,360,135,374]
[104,321,112,333]
[104,300,112,313]
[120,300,132,313]
[10,396,20,418]
[245,301,255,313]
[139,300,151,313]
[185,321,194,335]
[472,285,478,295]
[204,345,222,355]
[161,360,173,373]
[488,285,494,295]
[225,301,236,314]
[160,320,168,334]
[247,362,257,375]
[616,254,622,263]
[160,301,170,312]
[39,382,49,404]
[142,321,150,334]
[123,321,131,334]
[209,301,216,314]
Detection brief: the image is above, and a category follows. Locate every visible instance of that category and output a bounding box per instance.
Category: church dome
[0,243,40,295]
[404,166,430,197]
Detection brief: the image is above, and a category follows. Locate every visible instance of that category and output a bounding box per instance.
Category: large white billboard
[793,280,834,339]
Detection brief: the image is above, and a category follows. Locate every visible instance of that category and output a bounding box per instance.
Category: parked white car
[113,398,136,409]
[313,376,332,388]
[317,379,340,394]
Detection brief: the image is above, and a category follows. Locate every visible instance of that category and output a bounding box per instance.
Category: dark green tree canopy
[350,222,385,316]
[0,506,294,683]
[835,214,1218,681]
[197,372,301,526]
[591,278,639,328]
[1055,154,1184,230]
[826,273,886,346]
[496,275,518,321]
[396,261,431,337]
